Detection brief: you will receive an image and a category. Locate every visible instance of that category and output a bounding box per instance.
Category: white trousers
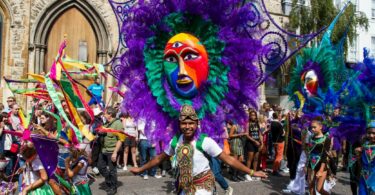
[287,151,307,194]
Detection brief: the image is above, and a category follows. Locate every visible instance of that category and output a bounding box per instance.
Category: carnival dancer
[358,122,375,194]
[306,116,331,195]
[282,111,307,194]
[65,145,92,195]
[286,111,303,181]
[130,105,267,195]
[20,141,54,195]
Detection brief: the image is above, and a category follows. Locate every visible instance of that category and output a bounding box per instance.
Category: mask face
[302,70,318,97]
[163,33,209,98]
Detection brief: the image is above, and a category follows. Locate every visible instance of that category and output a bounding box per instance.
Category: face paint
[302,70,318,97]
[163,33,209,98]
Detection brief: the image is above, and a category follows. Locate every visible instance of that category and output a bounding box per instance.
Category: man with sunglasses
[3,97,16,113]
[130,105,267,195]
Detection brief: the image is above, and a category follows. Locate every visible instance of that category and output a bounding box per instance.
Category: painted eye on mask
[183,53,198,61]
[165,56,178,63]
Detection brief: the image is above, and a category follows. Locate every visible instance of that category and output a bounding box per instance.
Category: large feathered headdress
[110,0,326,145]
[286,4,351,115]
[117,0,270,143]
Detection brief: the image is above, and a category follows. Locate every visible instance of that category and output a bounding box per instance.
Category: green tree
[288,0,368,54]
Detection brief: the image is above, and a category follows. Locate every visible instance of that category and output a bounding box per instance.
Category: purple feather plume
[118,0,269,148]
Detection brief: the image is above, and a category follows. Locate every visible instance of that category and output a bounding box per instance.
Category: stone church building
[0,0,120,108]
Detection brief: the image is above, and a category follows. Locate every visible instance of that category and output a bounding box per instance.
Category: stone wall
[1,0,31,105]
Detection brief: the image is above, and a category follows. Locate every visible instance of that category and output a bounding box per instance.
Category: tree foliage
[288,0,368,54]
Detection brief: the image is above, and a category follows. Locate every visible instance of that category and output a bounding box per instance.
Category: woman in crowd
[307,116,331,195]
[20,142,54,195]
[121,113,138,171]
[258,114,268,171]
[79,111,93,163]
[65,146,92,195]
[227,120,246,181]
[245,111,263,180]
[33,112,62,195]
[0,112,13,176]
[34,112,57,137]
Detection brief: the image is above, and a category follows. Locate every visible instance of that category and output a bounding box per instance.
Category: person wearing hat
[357,121,375,194]
[130,105,267,195]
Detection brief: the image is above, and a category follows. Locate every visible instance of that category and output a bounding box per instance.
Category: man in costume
[130,104,266,195]
[344,50,375,194]
[358,121,375,194]
[109,0,318,194]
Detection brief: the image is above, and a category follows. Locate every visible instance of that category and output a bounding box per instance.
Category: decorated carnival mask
[302,70,318,97]
[163,33,209,98]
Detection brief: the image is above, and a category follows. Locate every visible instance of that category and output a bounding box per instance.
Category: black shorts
[124,137,136,147]
[245,141,259,153]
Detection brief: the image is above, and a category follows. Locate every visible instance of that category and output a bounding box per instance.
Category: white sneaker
[123,166,128,171]
[281,168,290,173]
[281,189,292,194]
[225,186,233,195]
[245,174,253,181]
[154,175,162,179]
[162,170,166,177]
[328,179,336,189]
[144,175,149,180]
[92,167,99,175]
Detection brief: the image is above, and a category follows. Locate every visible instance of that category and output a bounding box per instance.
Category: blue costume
[359,141,375,194]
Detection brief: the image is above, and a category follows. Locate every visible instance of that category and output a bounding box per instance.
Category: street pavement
[91,169,351,195]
